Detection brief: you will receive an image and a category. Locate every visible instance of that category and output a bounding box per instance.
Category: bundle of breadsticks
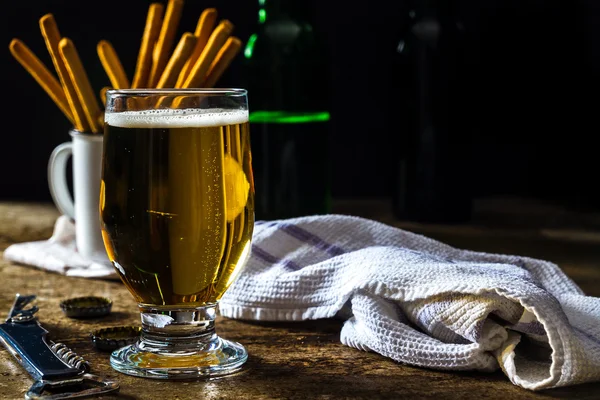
[9,0,243,134]
[9,13,104,133]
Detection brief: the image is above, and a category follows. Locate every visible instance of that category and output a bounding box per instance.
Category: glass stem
[139,303,218,342]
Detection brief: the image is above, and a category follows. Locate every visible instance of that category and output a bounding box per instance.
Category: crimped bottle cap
[90,326,141,352]
[60,296,113,318]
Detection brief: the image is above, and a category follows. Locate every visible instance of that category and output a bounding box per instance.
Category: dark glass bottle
[243,0,331,221]
[392,0,472,223]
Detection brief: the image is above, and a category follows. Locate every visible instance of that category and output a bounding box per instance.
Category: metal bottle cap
[90,326,141,352]
[59,296,113,318]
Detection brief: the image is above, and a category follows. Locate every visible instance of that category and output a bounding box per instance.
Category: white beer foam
[105,108,249,128]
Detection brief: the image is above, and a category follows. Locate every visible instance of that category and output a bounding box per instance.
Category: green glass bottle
[243,0,331,221]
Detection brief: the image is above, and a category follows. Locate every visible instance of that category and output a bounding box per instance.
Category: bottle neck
[257,0,311,22]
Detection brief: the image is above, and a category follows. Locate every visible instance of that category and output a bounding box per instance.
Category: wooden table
[1,199,600,400]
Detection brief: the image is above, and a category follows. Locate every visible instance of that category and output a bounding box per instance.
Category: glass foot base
[110,336,248,380]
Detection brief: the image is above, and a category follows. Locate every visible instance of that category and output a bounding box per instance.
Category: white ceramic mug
[47,129,107,260]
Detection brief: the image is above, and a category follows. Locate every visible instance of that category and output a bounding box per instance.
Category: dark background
[2,1,599,212]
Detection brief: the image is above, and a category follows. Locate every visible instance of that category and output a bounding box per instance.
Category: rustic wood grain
[1,200,599,400]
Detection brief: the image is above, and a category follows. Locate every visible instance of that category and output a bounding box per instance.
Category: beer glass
[100,89,254,379]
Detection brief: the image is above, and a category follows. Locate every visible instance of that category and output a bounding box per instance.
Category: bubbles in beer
[101,108,254,306]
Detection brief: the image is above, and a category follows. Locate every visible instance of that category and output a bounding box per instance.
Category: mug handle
[47,142,75,219]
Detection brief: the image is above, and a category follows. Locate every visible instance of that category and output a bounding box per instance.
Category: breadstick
[39,14,89,132]
[132,2,164,88]
[97,40,130,89]
[148,0,184,87]
[156,33,196,88]
[59,38,103,133]
[9,38,74,125]
[176,8,217,87]
[182,20,234,88]
[203,37,242,88]
[100,86,110,107]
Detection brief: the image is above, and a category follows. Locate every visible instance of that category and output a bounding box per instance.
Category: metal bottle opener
[0,294,120,399]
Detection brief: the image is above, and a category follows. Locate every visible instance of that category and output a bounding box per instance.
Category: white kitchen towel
[4,213,600,390]
[3,215,117,279]
[219,215,600,391]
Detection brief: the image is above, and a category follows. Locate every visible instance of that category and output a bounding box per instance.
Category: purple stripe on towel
[278,223,346,257]
[512,321,547,336]
[256,221,279,228]
[574,326,600,347]
[252,245,303,271]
